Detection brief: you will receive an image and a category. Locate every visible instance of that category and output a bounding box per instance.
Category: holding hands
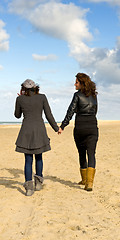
[58,127,63,135]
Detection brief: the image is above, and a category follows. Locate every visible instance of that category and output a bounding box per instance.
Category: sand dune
[0,121,120,240]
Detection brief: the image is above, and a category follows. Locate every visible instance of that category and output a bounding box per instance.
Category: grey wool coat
[14,92,59,154]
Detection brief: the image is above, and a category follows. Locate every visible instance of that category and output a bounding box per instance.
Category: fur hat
[22,79,36,89]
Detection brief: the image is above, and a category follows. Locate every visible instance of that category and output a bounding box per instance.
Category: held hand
[58,127,63,135]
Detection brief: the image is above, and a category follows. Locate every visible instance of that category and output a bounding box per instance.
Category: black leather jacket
[60,90,97,130]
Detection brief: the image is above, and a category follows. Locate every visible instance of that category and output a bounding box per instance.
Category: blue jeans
[24,153,43,181]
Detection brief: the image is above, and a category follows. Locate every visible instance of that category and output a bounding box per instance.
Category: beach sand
[0,121,120,240]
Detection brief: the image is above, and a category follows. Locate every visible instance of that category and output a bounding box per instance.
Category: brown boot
[78,168,87,185]
[84,167,96,191]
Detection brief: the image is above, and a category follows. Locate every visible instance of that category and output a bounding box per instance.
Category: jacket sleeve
[60,93,78,130]
[95,97,98,115]
[43,95,59,132]
[14,97,22,119]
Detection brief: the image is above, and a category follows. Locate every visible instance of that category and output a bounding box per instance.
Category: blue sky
[0,0,120,122]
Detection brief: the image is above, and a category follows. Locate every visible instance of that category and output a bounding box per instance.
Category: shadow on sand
[45,175,84,190]
[0,169,84,195]
[0,168,25,195]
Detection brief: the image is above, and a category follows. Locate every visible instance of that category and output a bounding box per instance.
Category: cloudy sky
[0,0,120,122]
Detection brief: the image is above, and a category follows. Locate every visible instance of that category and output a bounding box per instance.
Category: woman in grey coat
[14,79,59,196]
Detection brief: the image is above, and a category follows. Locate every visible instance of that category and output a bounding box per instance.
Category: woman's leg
[24,154,33,181]
[35,153,43,177]
[74,129,87,169]
[87,128,98,168]
[34,154,43,191]
[85,129,98,191]
[78,146,87,169]
[87,151,96,168]
[74,129,87,184]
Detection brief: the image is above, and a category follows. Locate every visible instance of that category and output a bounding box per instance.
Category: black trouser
[74,127,98,169]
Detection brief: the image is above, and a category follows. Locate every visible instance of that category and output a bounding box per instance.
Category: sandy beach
[0,121,120,240]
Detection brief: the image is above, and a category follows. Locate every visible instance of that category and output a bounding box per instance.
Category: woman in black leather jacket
[59,73,98,191]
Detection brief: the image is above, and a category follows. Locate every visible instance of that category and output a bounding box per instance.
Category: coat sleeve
[14,97,22,119]
[60,93,78,130]
[95,96,98,115]
[43,95,59,132]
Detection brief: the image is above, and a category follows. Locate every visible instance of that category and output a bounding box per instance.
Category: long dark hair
[21,85,39,96]
[76,73,98,98]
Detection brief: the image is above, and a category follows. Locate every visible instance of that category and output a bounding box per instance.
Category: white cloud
[70,35,120,85]
[84,0,120,6]
[8,0,47,14]
[28,2,91,41]
[32,53,58,61]
[0,89,17,121]
[0,65,3,70]
[49,98,60,104]
[116,36,120,47]
[97,84,120,120]
[9,1,92,51]
[8,0,120,87]
[3,92,14,98]
[0,20,9,51]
